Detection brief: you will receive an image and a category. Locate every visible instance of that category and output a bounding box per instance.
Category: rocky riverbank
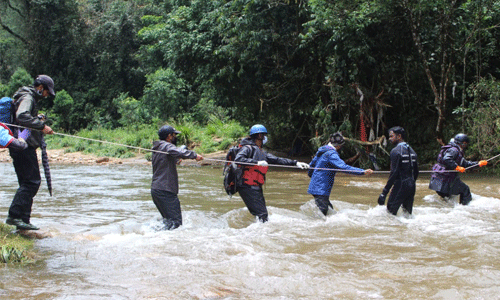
[0,148,226,166]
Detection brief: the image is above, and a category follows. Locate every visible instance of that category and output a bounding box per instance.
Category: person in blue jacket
[308,132,373,215]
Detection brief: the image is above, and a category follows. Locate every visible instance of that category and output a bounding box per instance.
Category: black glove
[378,193,386,206]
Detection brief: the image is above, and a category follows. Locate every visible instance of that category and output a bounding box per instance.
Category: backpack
[223,144,253,196]
[0,97,13,125]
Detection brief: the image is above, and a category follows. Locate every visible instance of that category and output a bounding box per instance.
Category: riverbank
[0,148,227,166]
[0,223,36,263]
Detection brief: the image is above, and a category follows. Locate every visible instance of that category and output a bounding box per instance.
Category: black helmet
[158,125,181,140]
[454,133,470,145]
[34,75,56,96]
[329,132,345,146]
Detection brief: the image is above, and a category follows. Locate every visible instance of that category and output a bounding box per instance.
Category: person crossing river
[377,126,419,216]
[151,125,204,230]
[307,132,373,216]
[429,133,488,205]
[234,124,309,222]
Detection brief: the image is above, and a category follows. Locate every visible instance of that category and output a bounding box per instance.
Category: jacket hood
[152,140,166,150]
[13,86,42,101]
[447,142,462,152]
[240,137,257,147]
[316,145,335,155]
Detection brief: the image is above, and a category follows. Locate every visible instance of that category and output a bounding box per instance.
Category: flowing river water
[1,162,500,299]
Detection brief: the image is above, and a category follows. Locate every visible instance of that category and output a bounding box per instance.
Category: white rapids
[1,163,500,299]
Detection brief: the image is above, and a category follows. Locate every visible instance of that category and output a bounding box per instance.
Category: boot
[6,217,39,230]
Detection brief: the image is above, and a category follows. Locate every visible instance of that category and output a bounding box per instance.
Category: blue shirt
[0,123,13,147]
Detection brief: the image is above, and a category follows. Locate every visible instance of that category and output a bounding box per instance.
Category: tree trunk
[403,0,457,145]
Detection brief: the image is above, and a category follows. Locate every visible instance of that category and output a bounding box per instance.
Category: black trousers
[387,178,416,215]
[151,189,182,230]
[450,178,472,205]
[313,195,333,216]
[237,185,268,222]
[434,177,472,205]
[9,147,41,223]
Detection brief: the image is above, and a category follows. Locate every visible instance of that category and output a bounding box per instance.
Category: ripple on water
[1,163,500,299]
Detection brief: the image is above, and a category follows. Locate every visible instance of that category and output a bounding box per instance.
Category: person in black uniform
[429,133,487,205]
[377,126,419,215]
[235,124,309,222]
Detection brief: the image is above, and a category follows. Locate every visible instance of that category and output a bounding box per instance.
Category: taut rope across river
[5,123,499,174]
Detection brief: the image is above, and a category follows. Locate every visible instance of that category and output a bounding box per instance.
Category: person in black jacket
[6,75,55,231]
[378,126,419,216]
[151,125,203,230]
[234,124,309,222]
[429,133,487,205]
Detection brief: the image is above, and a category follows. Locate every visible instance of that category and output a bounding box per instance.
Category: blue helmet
[249,124,267,136]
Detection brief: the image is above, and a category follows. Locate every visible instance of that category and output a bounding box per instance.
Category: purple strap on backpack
[18,129,31,140]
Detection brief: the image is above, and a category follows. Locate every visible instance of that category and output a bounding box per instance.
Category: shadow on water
[1,163,500,299]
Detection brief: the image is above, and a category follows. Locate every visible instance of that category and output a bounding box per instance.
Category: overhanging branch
[7,0,24,18]
[0,15,28,45]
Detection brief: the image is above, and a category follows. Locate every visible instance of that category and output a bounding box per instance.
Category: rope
[464,153,500,171]
[5,123,498,175]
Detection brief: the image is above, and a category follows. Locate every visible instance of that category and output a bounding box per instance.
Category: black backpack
[223,144,252,196]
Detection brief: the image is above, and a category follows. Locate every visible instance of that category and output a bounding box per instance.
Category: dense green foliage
[1,0,500,166]
[46,118,246,157]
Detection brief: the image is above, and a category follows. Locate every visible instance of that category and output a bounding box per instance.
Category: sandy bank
[0,148,227,166]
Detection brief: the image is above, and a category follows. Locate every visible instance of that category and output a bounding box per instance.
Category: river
[1,162,500,299]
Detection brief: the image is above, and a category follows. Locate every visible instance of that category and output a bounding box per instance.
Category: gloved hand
[479,160,488,167]
[455,166,466,173]
[257,160,268,167]
[296,162,309,169]
[17,129,31,141]
[378,193,386,206]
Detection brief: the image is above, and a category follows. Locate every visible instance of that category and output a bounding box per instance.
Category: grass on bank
[45,118,247,159]
[0,223,35,263]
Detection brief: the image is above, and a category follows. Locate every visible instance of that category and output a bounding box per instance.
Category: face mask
[171,137,178,145]
[263,136,268,145]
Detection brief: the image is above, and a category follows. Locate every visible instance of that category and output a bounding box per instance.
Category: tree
[142,68,189,118]
[401,0,500,144]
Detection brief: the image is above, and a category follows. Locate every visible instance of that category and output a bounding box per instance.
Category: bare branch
[7,0,24,18]
[0,14,28,44]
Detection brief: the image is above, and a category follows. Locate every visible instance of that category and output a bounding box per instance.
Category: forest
[1,0,500,168]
